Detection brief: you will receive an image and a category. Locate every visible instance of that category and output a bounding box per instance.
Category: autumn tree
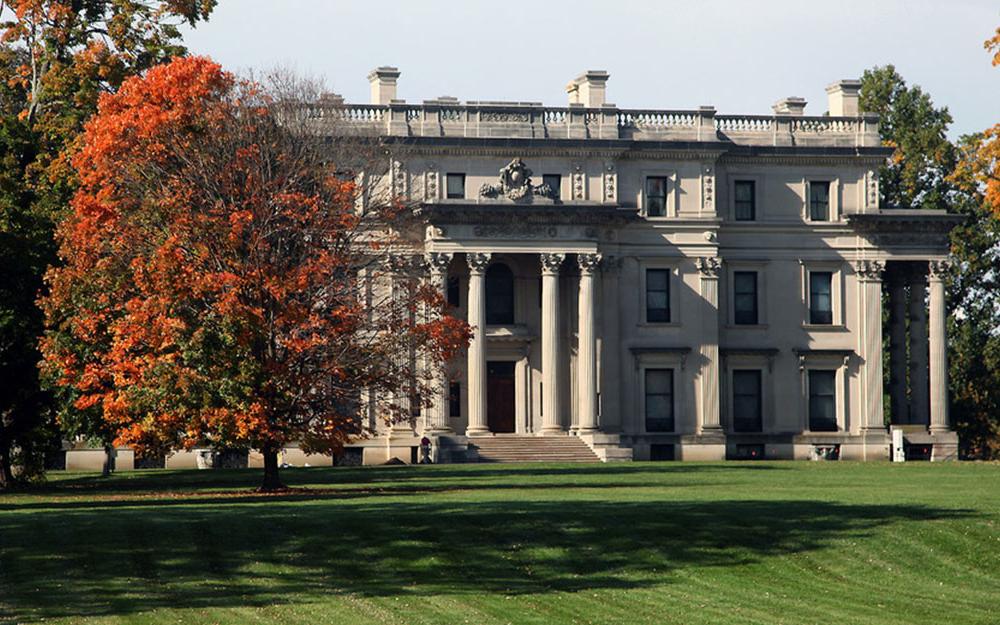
[0,1,214,486]
[40,56,470,490]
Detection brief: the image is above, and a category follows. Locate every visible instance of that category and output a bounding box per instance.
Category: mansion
[328,67,961,465]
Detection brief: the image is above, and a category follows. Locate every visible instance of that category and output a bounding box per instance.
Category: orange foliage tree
[39,56,470,489]
[951,27,1000,215]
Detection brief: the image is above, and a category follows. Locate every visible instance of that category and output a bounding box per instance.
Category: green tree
[0,1,214,487]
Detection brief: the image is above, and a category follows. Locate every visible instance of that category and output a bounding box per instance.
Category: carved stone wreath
[479,158,556,202]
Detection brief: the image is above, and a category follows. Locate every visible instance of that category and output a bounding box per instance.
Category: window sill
[801,324,849,332]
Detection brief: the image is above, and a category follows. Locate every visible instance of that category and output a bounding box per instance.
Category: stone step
[471,435,601,463]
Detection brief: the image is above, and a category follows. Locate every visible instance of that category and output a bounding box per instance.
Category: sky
[180,0,1000,139]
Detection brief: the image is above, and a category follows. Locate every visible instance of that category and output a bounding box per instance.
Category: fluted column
[540,252,566,434]
[466,252,491,436]
[696,257,722,433]
[888,275,909,424]
[909,272,929,425]
[577,253,601,433]
[856,260,886,432]
[387,254,415,435]
[929,260,950,433]
[425,252,453,434]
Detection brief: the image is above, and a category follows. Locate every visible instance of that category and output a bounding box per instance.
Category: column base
[539,426,567,436]
[465,426,492,437]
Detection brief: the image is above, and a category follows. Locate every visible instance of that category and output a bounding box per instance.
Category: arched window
[486,263,515,325]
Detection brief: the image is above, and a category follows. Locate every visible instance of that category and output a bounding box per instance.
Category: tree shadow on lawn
[0,492,973,622]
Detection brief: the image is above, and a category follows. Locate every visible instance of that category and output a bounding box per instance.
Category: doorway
[487,361,516,433]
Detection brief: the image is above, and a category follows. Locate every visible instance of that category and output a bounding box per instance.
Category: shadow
[0,466,974,622]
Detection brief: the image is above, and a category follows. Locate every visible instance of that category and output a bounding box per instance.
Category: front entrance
[487,361,516,433]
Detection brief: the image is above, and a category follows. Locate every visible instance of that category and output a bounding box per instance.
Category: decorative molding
[466,252,492,273]
[572,163,585,200]
[853,259,885,281]
[865,169,879,210]
[929,259,952,280]
[384,253,417,274]
[540,252,566,274]
[602,162,617,203]
[478,158,556,201]
[424,163,439,201]
[701,163,715,213]
[391,159,407,198]
[695,256,722,278]
[425,252,453,274]
[577,253,602,274]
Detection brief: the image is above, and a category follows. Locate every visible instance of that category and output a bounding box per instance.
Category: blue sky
[180,0,999,138]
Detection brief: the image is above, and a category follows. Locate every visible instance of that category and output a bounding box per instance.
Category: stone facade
[333,67,961,465]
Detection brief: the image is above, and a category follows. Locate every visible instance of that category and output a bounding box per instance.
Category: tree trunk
[102,444,115,476]
[0,443,14,490]
[261,447,284,491]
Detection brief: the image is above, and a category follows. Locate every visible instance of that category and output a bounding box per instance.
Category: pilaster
[424,252,453,434]
[856,260,886,432]
[576,253,601,433]
[696,257,722,433]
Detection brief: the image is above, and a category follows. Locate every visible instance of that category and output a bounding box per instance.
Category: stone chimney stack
[368,66,401,105]
[566,70,610,107]
[772,97,807,116]
[826,79,862,116]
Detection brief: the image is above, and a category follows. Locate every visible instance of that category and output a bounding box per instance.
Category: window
[645,268,670,323]
[808,370,838,431]
[733,271,758,325]
[809,181,830,221]
[645,369,674,432]
[542,174,561,200]
[645,176,668,217]
[734,180,756,221]
[447,276,460,308]
[446,173,465,199]
[449,382,461,418]
[809,271,833,325]
[485,263,514,325]
[732,370,762,432]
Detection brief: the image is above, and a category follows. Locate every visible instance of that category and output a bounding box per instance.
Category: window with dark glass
[734,180,756,221]
[808,370,838,431]
[809,271,833,324]
[732,370,762,432]
[809,181,830,221]
[645,268,670,323]
[485,263,514,325]
[645,176,668,217]
[733,271,758,325]
[446,173,465,199]
[449,382,461,418]
[542,174,561,200]
[645,369,674,432]
[447,276,460,307]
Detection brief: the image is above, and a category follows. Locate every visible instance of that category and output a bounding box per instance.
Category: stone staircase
[470,435,601,463]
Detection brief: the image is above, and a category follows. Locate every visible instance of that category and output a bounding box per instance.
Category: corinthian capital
[929,259,952,280]
[466,252,492,274]
[854,259,885,281]
[425,252,453,275]
[695,256,722,278]
[577,253,602,274]
[540,252,566,275]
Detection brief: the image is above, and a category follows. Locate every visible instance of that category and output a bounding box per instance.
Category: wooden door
[487,361,516,433]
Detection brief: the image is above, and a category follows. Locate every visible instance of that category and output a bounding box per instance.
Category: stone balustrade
[305,101,881,147]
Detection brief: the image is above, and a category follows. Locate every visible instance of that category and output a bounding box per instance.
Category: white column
[696,257,722,432]
[388,254,414,435]
[424,252,453,434]
[929,260,950,433]
[466,252,491,436]
[909,273,929,425]
[540,252,566,434]
[856,260,886,432]
[888,275,908,424]
[599,256,623,432]
[577,253,601,433]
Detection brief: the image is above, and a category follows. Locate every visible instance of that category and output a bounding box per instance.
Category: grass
[1,462,999,625]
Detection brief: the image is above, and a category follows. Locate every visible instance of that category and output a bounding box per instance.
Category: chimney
[566,70,610,107]
[826,79,862,116]
[772,97,807,116]
[368,66,401,105]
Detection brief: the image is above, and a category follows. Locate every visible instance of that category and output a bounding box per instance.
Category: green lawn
[1,462,999,625]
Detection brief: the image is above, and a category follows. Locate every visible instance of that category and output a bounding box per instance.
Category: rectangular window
[542,174,561,200]
[447,276,460,308]
[446,173,465,199]
[645,268,671,323]
[733,271,758,325]
[809,271,833,325]
[809,181,830,221]
[734,180,756,221]
[645,369,674,432]
[732,370,762,432]
[645,176,668,217]
[808,370,838,431]
[449,382,461,418]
